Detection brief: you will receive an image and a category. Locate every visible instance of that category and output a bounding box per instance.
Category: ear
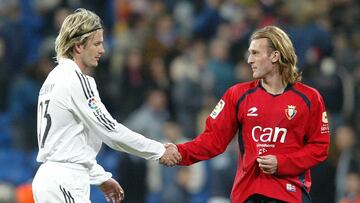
[74,43,82,54]
[271,51,280,63]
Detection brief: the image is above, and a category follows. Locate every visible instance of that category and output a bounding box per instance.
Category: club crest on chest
[285,105,297,120]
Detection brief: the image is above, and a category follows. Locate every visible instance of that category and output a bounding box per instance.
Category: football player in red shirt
[163,26,330,203]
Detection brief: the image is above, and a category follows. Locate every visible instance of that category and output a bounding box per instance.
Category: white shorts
[32,161,91,203]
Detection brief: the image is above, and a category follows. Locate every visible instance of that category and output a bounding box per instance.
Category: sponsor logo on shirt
[252,126,288,154]
[286,183,296,192]
[258,147,268,155]
[252,126,288,144]
[322,112,328,123]
[247,107,258,116]
[321,111,330,134]
[210,99,225,119]
[285,105,297,120]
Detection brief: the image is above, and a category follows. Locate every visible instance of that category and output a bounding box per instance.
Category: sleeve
[71,72,165,160]
[89,160,112,185]
[176,87,239,166]
[276,91,330,176]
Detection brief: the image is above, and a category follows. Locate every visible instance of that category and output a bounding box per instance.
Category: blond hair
[251,26,301,84]
[55,8,102,61]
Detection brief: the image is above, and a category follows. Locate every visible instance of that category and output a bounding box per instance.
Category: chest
[238,90,310,129]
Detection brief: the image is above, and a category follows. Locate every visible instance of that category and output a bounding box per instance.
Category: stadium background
[0,0,359,202]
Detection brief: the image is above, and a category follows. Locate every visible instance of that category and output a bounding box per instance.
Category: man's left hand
[257,155,278,175]
[99,178,125,203]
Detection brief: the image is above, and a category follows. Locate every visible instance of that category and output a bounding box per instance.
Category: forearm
[101,124,166,160]
[89,161,112,185]
[177,136,227,165]
[276,142,329,176]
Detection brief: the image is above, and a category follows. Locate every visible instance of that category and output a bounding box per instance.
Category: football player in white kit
[32,8,181,203]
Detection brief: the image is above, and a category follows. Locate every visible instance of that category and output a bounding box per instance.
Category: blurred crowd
[0,0,360,202]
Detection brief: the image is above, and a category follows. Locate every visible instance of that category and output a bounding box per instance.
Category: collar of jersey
[257,80,293,96]
[58,58,82,73]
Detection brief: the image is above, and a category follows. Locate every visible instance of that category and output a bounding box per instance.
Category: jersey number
[38,100,52,148]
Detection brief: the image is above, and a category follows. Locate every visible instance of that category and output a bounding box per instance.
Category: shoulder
[220,80,260,106]
[290,82,325,109]
[49,63,86,96]
[226,80,260,97]
[51,62,78,81]
[291,82,323,99]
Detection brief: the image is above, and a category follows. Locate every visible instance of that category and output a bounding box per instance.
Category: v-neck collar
[257,80,292,97]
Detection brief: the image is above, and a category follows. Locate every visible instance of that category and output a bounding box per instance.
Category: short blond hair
[251,26,301,84]
[55,8,102,61]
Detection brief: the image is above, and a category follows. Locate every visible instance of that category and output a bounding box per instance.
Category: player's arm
[70,72,166,160]
[87,160,124,202]
[276,91,330,177]
[176,87,239,166]
[88,160,112,185]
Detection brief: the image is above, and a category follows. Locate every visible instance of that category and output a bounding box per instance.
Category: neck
[73,56,87,73]
[261,77,287,95]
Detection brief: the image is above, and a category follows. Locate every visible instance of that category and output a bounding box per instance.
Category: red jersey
[177,80,330,203]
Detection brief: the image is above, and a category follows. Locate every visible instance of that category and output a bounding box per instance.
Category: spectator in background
[124,89,170,142]
[193,0,224,40]
[332,32,355,71]
[335,125,360,202]
[143,13,183,67]
[339,172,360,203]
[172,1,194,40]
[305,57,345,131]
[8,55,54,151]
[148,57,171,93]
[116,48,149,121]
[207,37,236,99]
[148,121,206,203]
[207,139,237,203]
[0,0,28,73]
[234,60,253,83]
[170,40,212,138]
[35,7,72,57]
[0,36,10,112]
[117,153,147,203]
[0,181,15,203]
[354,65,360,135]
[117,88,170,203]
[310,152,336,203]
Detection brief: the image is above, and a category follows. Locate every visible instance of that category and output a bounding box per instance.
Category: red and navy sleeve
[277,88,330,176]
[177,85,241,166]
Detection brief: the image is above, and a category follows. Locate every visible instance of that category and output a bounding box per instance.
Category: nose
[99,44,105,55]
[247,54,254,64]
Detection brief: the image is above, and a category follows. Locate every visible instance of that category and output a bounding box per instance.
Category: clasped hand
[159,143,182,167]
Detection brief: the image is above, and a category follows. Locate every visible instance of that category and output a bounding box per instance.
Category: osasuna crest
[285,105,297,120]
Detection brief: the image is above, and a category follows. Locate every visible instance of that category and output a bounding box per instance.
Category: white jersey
[36,58,165,185]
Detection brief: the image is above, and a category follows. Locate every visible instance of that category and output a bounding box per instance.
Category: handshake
[159,143,182,167]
